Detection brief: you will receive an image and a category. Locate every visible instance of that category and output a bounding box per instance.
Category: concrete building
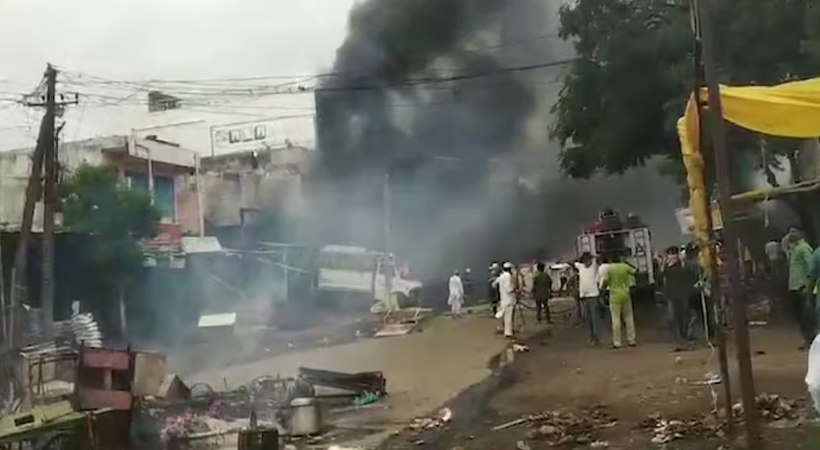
[0,135,202,234]
[200,145,313,231]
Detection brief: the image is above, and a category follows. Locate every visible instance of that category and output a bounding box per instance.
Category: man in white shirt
[448,270,465,318]
[575,252,602,345]
[493,262,516,338]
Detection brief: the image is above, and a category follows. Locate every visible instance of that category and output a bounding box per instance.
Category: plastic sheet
[678,77,820,275]
[806,333,820,415]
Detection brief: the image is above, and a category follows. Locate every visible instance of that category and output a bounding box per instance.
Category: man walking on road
[574,252,602,345]
[787,227,815,349]
[493,262,516,339]
[532,262,552,323]
[602,253,637,349]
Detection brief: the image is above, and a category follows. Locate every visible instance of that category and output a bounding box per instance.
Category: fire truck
[576,209,656,299]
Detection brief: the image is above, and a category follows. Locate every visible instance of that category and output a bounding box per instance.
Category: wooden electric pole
[689,0,734,433]
[13,64,78,344]
[694,0,762,448]
[12,111,49,346]
[40,65,58,338]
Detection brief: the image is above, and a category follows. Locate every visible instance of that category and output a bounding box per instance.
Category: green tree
[550,0,820,181]
[61,165,160,319]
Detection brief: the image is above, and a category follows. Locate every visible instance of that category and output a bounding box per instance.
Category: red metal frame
[74,346,135,412]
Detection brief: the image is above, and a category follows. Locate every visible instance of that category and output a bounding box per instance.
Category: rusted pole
[695,0,761,447]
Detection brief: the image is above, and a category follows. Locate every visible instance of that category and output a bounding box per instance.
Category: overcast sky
[0,0,359,149]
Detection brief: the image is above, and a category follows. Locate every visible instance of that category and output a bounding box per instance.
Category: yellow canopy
[719,78,820,137]
[678,77,820,270]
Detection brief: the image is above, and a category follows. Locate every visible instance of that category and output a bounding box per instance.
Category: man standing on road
[602,253,638,349]
[493,262,516,339]
[806,246,820,342]
[532,262,552,324]
[597,256,611,322]
[448,270,465,318]
[574,252,602,345]
[488,263,500,314]
[660,246,698,351]
[787,227,815,349]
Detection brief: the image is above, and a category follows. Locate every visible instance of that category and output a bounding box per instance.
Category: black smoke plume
[305,0,681,284]
[308,0,542,280]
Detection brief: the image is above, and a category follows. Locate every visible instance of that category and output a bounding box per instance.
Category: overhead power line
[58,57,574,97]
[56,31,565,86]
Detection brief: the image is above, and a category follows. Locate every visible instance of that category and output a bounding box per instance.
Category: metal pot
[288,397,321,436]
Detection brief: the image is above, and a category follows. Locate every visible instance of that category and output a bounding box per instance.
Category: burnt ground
[381,302,820,450]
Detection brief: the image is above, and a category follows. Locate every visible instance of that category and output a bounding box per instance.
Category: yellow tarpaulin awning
[678,77,820,271]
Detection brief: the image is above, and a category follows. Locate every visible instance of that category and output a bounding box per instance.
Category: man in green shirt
[602,252,638,348]
[787,227,815,348]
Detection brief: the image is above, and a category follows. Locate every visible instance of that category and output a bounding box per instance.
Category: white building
[0,135,201,233]
[0,87,317,157]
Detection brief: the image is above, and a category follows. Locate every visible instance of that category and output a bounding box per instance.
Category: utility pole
[12,110,49,347]
[383,170,394,311]
[689,0,733,432]
[40,65,58,339]
[695,0,761,448]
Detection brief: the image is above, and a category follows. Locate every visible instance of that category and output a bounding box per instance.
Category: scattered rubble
[495,405,617,447]
[639,393,803,445]
[640,413,721,445]
[408,407,453,430]
[137,366,389,446]
[512,344,530,353]
[731,393,800,422]
[299,367,386,397]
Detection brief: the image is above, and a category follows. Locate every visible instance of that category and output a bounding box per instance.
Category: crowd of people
[440,226,820,414]
[441,244,715,350]
[442,225,820,350]
[566,252,638,348]
[454,253,640,347]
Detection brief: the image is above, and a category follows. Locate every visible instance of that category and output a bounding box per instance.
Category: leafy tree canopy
[551,0,820,180]
[61,165,160,281]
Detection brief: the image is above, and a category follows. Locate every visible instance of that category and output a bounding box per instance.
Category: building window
[254,125,267,140]
[228,130,242,144]
[125,171,176,221]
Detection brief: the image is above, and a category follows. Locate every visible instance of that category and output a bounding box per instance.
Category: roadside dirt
[382,302,820,450]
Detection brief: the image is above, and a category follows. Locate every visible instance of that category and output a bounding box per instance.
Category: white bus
[316,245,422,312]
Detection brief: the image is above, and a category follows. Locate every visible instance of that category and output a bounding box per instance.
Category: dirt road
[188,306,546,448]
[383,307,820,450]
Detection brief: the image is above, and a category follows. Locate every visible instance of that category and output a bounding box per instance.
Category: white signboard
[675,202,723,235]
[210,116,315,156]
